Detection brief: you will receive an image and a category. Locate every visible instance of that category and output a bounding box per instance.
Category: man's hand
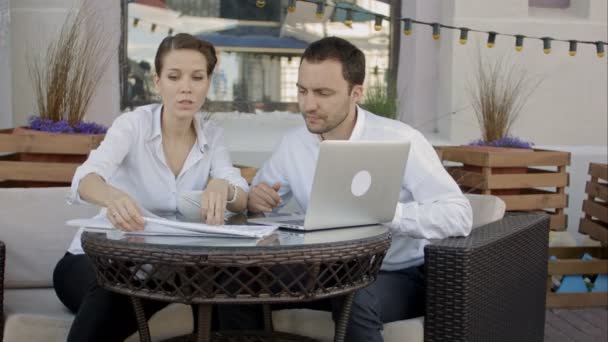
[106,193,145,232]
[248,182,281,213]
[201,178,230,225]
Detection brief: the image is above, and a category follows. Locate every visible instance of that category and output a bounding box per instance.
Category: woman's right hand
[106,192,145,231]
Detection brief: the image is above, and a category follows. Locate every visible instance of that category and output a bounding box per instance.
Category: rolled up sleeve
[67,114,136,204]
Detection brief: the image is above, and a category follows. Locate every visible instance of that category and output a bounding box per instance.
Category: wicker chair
[0,214,549,342]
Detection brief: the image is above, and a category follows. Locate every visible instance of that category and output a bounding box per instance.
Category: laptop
[248,140,410,231]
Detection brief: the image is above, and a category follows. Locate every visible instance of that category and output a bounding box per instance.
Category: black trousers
[217,265,425,342]
[53,253,172,342]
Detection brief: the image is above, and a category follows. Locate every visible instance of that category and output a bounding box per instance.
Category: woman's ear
[153,74,160,91]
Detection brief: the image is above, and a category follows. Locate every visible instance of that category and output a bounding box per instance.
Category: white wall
[445,0,608,146]
[8,0,119,128]
[398,0,607,146]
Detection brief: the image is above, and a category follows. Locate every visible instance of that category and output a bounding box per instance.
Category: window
[121,0,391,112]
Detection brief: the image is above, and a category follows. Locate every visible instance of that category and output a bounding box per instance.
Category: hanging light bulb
[487,31,497,48]
[431,23,440,40]
[542,37,552,54]
[287,0,297,13]
[459,28,469,45]
[374,15,383,31]
[596,42,605,58]
[344,8,353,27]
[515,35,524,52]
[168,28,174,36]
[315,1,325,19]
[151,23,157,33]
[133,18,140,27]
[568,40,577,56]
[402,18,412,36]
[256,0,265,8]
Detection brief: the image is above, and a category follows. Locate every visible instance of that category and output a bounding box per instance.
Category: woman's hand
[201,178,231,225]
[106,192,145,231]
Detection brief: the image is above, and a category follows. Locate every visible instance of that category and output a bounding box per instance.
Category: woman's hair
[154,33,217,77]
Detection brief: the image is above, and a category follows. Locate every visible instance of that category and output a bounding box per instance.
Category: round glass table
[82,218,391,342]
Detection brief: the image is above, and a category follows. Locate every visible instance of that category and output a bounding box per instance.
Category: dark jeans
[217,265,425,342]
[53,253,171,342]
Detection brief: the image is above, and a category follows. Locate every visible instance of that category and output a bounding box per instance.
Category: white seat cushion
[272,309,424,342]
[464,194,506,229]
[3,288,193,342]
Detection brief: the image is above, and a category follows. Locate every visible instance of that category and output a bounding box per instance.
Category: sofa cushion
[0,187,99,288]
[3,288,193,342]
[272,309,423,342]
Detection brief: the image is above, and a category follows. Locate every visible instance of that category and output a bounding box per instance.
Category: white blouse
[66,104,248,254]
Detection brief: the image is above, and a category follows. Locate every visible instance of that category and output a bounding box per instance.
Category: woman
[53,33,248,342]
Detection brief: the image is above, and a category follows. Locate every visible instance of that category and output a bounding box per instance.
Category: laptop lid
[300,140,410,230]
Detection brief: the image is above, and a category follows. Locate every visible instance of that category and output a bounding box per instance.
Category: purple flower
[27,116,107,134]
[469,135,534,149]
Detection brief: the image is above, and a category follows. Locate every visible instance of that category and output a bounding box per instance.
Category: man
[231,37,473,341]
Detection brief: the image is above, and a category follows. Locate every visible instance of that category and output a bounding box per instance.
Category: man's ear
[351,84,364,103]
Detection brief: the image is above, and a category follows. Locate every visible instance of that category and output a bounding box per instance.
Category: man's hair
[301,37,365,90]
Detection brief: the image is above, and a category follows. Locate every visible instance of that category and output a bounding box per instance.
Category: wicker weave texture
[424,213,549,342]
[82,231,390,305]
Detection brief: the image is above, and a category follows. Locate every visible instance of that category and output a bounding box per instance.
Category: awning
[198,26,308,55]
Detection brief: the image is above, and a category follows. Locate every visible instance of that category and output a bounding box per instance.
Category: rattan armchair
[422,213,549,342]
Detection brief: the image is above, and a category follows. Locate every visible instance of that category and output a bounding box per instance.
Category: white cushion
[3,288,193,342]
[0,187,99,288]
[465,194,506,229]
[272,309,424,342]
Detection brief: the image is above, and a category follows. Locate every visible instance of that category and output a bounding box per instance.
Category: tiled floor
[545,308,607,341]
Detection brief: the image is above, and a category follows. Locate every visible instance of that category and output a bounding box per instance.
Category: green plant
[27,0,115,127]
[361,83,398,119]
[467,48,541,144]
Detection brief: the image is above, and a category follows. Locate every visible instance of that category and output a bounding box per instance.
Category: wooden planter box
[436,146,571,231]
[579,163,608,245]
[546,246,608,308]
[0,128,104,187]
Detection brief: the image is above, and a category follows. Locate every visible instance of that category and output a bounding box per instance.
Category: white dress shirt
[253,106,472,271]
[67,104,248,254]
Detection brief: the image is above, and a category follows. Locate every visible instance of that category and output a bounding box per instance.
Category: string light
[133,18,139,27]
[515,35,524,52]
[374,15,383,31]
[287,0,297,13]
[596,42,605,58]
[459,28,469,45]
[487,31,497,48]
[315,1,325,19]
[569,40,577,56]
[542,37,552,54]
[168,28,174,36]
[431,23,440,40]
[403,18,412,36]
[344,8,353,27]
[236,1,608,59]
[150,23,157,33]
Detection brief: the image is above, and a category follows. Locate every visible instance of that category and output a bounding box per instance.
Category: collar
[147,104,207,153]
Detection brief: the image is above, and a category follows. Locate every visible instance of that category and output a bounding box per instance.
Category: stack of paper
[67,216,277,239]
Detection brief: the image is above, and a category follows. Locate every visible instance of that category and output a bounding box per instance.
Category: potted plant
[436,49,571,231]
[0,0,113,186]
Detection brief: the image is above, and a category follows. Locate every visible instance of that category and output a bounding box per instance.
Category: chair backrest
[465,194,506,229]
